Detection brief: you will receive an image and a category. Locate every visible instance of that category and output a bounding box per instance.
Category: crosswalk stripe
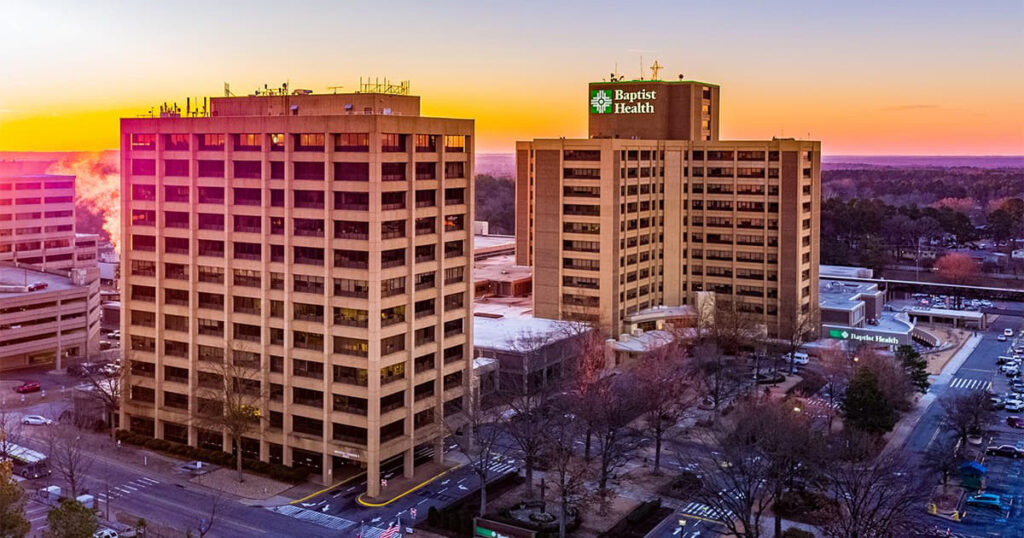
[122,484,139,491]
[137,477,160,484]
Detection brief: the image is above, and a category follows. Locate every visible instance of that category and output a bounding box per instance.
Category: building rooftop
[474,253,531,284]
[820,265,874,279]
[473,314,587,352]
[473,296,533,319]
[0,265,81,298]
[608,329,676,354]
[474,234,515,251]
[819,279,880,312]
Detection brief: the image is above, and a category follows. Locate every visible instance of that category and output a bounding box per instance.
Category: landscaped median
[114,430,310,484]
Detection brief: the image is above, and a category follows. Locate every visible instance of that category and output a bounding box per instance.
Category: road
[10,398,333,537]
[903,314,1024,538]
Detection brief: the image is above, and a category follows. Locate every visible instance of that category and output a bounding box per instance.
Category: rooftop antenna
[612,62,621,82]
[327,85,344,94]
[224,82,234,97]
[639,55,644,80]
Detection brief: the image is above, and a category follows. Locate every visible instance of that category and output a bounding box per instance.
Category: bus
[0,443,51,479]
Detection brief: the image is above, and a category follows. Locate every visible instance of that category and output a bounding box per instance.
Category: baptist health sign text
[590,88,656,114]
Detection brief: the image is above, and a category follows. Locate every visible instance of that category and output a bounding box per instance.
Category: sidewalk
[356,456,462,507]
[882,333,982,455]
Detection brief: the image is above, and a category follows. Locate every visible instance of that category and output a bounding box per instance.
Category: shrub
[626,498,661,524]
[427,506,440,526]
[782,529,814,538]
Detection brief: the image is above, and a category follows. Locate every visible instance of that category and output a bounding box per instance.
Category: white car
[1001,364,1020,376]
[1005,329,1015,337]
[21,415,53,426]
[1004,400,1024,412]
[999,335,1008,342]
[784,352,810,365]
[94,529,119,538]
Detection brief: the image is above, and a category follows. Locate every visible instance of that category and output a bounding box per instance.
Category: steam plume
[47,152,121,253]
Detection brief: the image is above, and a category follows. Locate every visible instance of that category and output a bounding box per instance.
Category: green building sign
[827,328,900,345]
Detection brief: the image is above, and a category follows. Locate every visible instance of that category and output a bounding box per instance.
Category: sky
[0,0,1022,155]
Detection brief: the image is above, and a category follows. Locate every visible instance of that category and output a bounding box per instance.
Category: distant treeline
[475,174,515,235]
[823,167,1024,209]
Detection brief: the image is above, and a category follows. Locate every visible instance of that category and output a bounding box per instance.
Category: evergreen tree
[44,499,97,538]
[896,345,930,393]
[0,462,30,538]
[841,368,897,435]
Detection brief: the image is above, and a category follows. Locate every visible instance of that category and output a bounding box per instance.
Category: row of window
[0,180,74,191]
[130,185,466,208]
[132,212,465,237]
[130,133,468,154]
[0,210,73,222]
[130,159,466,181]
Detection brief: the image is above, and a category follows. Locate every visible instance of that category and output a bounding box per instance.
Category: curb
[288,470,367,505]
[356,464,464,507]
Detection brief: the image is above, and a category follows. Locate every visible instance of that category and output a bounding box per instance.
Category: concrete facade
[516,80,820,337]
[0,174,78,270]
[119,90,473,494]
[0,263,102,372]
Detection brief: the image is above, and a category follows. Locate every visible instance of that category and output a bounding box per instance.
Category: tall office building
[119,86,474,493]
[0,173,79,270]
[516,78,819,337]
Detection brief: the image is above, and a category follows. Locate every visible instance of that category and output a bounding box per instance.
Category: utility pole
[105,481,110,521]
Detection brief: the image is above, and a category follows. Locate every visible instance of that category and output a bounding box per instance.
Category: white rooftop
[820,265,874,279]
[474,234,515,251]
[473,314,587,352]
[608,329,676,353]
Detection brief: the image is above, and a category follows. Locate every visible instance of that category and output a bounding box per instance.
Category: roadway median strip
[356,464,464,507]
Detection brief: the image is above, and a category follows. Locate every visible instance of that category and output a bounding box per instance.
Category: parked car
[990,397,1006,410]
[1007,416,1024,429]
[999,335,1008,342]
[93,528,119,538]
[966,493,1010,511]
[14,381,40,393]
[1010,381,1024,393]
[985,445,1024,458]
[1004,400,1024,412]
[21,415,53,426]
[1001,363,1020,376]
[998,356,1017,365]
[784,352,810,365]
[1005,328,1015,337]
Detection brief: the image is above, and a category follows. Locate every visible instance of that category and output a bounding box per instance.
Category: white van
[784,352,810,366]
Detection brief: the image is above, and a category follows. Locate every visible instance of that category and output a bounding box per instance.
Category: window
[381,162,406,181]
[233,242,261,260]
[233,188,261,205]
[233,269,261,287]
[334,162,369,181]
[415,162,436,180]
[293,274,324,294]
[444,292,464,311]
[234,133,260,151]
[415,190,435,208]
[444,135,466,152]
[381,220,405,239]
[415,134,437,152]
[444,162,464,179]
[382,248,406,268]
[164,159,189,176]
[131,260,156,276]
[165,263,188,280]
[294,161,325,180]
[131,184,155,201]
[336,133,369,152]
[444,266,464,284]
[294,218,324,237]
[233,215,260,233]
[293,359,324,380]
[334,365,368,386]
[444,188,464,205]
[334,249,368,269]
[335,191,369,210]
[233,161,262,179]
[132,159,155,175]
[564,149,600,161]
[294,331,323,351]
[334,307,368,327]
[382,191,405,210]
[130,133,155,150]
[292,415,323,437]
[164,237,189,255]
[294,246,324,266]
[198,187,224,204]
[381,334,405,355]
[381,133,406,152]
[334,336,368,357]
[334,278,369,298]
[198,239,224,257]
[294,133,324,152]
[198,265,223,283]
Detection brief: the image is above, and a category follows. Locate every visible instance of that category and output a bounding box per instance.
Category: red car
[1009,416,1024,429]
[14,381,40,394]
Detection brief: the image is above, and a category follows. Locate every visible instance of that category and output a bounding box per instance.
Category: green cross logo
[590,90,613,114]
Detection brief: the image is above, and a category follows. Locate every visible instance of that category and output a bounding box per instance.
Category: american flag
[379,522,401,538]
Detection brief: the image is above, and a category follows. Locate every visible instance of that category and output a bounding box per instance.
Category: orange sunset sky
[1,1,1022,155]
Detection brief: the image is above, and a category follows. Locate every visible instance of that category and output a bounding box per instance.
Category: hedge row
[598,498,665,538]
[115,430,309,483]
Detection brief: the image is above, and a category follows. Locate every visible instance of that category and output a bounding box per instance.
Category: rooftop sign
[590,88,656,114]
[827,328,900,346]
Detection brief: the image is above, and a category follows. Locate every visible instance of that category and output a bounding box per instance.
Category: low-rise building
[0,263,101,371]
[819,279,914,347]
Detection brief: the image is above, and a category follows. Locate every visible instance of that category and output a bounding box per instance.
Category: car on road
[1004,400,1024,412]
[21,415,52,426]
[985,445,1024,458]
[1005,328,1015,337]
[998,356,1017,365]
[990,397,1006,410]
[966,493,1010,511]
[1010,381,1024,393]
[1000,363,1020,376]
[93,528,119,538]
[999,334,1008,341]
[1007,416,1024,429]
[14,381,40,393]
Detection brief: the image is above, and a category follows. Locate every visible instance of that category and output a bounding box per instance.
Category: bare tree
[728,399,822,538]
[818,349,853,433]
[544,414,592,538]
[934,253,980,309]
[921,434,961,494]
[193,352,266,483]
[439,384,507,517]
[632,344,694,474]
[0,408,23,457]
[690,342,744,411]
[498,330,564,501]
[775,306,820,374]
[689,438,777,538]
[589,374,643,514]
[939,390,995,449]
[80,358,125,437]
[564,326,609,461]
[819,453,928,538]
[42,424,95,498]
